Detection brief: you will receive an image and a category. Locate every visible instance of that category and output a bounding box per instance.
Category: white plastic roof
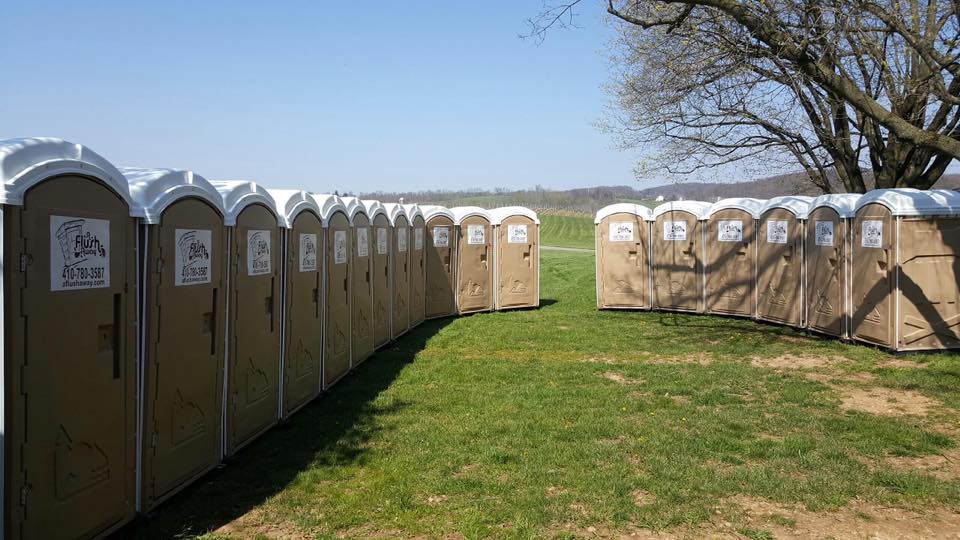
[489,206,540,225]
[594,203,653,224]
[652,200,711,220]
[340,196,367,224]
[420,204,454,222]
[267,189,321,229]
[122,167,224,224]
[210,180,281,227]
[809,194,862,219]
[0,137,142,216]
[703,198,766,219]
[362,199,388,223]
[403,203,424,223]
[450,206,490,225]
[855,188,960,216]
[383,202,409,226]
[761,196,814,219]
[310,193,349,226]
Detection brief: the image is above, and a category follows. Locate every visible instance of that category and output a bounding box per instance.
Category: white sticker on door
[508,224,528,244]
[174,229,212,286]
[468,224,485,245]
[299,233,318,272]
[247,230,271,276]
[766,220,789,244]
[51,215,110,291]
[415,228,424,250]
[609,222,634,242]
[717,220,743,242]
[377,227,388,255]
[433,226,450,247]
[861,220,883,248]
[815,221,835,247]
[334,230,348,264]
[663,220,687,241]
[398,227,408,252]
[357,228,369,257]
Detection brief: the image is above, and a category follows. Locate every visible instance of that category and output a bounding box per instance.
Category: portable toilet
[404,203,427,327]
[851,189,960,351]
[451,206,495,314]
[651,201,710,312]
[343,197,374,365]
[422,205,458,318]
[124,167,227,511]
[268,190,323,416]
[490,206,540,310]
[0,138,142,539]
[702,198,765,318]
[315,194,352,387]
[364,200,392,348]
[211,180,283,455]
[805,194,861,338]
[594,203,652,309]
[756,196,813,327]
[385,203,411,338]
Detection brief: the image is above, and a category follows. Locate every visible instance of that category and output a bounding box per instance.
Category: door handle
[112,293,121,379]
[267,277,275,332]
[209,288,218,355]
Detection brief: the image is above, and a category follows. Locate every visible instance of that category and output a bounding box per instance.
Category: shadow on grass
[127,317,453,539]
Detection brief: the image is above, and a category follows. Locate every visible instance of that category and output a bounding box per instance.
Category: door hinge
[20,486,28,506]
[19,253,31,272]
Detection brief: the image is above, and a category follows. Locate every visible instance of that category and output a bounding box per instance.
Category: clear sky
[1,1,648,194]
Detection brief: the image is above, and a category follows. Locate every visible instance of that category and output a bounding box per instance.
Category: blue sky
[1,1,650,193]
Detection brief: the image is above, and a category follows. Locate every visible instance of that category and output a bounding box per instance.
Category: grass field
[540,213,594,250]
[137,249,960,539]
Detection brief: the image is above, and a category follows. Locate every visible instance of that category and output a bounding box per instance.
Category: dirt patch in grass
[805,371,876,384]
[878,358,926,369]
[600,371,642,385]
[884,448,960,481]
[751,353,846,370]
[649,352,714,366]
[215,511,312,539]
[632,489,655,507]
[839,386,940,417]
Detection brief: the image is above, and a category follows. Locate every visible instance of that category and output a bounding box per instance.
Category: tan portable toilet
[851,189,960,351]
[756,196,813,327]
[0,138,141,539]
[422,205,458,318]
[404,203,427,327]
[702,198,765,318]
[315,195,352,388]
[125,168,226,511]
[651,201,710,312]
[385,203,411,338]
[490,206,540,310]
[805,194,860,338]
[343,197,375,365]
[268,190,323,417]
[211,181,283,455]
[363,200,392,348]
[452,206,495,314]
[595,203,652,309]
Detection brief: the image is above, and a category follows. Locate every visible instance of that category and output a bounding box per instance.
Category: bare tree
[530,0,960,192]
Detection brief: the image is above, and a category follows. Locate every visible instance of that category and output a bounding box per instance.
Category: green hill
[540,212,594,249]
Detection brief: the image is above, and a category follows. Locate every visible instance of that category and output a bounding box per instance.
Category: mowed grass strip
[138,250,960,539]
[540,212,594,250]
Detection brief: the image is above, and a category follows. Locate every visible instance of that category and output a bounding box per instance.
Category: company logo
[57,219,106,266]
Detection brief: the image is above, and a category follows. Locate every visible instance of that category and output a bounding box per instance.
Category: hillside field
[540,212,595,250]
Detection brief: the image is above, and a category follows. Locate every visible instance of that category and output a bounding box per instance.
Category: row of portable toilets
[595,193,960,352]
[0,138,540,540]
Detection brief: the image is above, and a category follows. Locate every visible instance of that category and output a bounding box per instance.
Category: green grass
[540,212,594,249]
[136,250,960,539]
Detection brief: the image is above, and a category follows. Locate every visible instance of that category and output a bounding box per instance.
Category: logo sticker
[663,220,687,241]
[609,222,634,242]
[815,221,835,247]
[299,233,318,272]
[174,229,212,286]
[247,230,271,276]
[51,216,110,291]
[357,228,369,257]
[377,227,388,255]
[862,220,883,248]
[415,227,424,250]
[766,220,788,244]
[508,224,528,244]
[468,224,485,245]
[398,227,408,252]
[334,230,348,264]
[432,226,450,247]
[717,220,743,242]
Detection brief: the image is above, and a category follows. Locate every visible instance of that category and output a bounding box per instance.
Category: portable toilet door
[364,200,392,348]
[343,197,375,365]
[805,194,860,338]
[422,205,458,318]
[269,190,323,417]
[756,196,813,327]
[651,201,710,312]
[452,206,495,314]
[124,168,226,511]
[212,181,283,455]
[405,204,427,327]
[703,198,764,318]
[594,203,652,309]
[851,189,960,351]
[385,203,411,338]
[491,206,540,310]
[0,138,141,539]
[317,195,352,387]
